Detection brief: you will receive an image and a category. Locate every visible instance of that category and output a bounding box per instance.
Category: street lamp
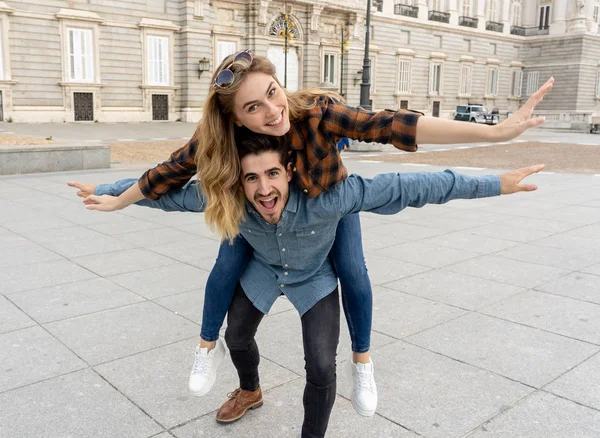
[360,0,372,110]
[278,13,295,88]
[340,24,351,96]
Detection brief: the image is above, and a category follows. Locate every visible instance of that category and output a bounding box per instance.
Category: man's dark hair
[235,126,288,166]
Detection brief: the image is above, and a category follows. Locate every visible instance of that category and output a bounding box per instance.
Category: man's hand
[67,181,96,198]
[494,77,554,142]
[499,164,545,195]
[82,194,124,211]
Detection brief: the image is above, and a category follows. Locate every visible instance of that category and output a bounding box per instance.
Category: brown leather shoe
[215,387,263,423]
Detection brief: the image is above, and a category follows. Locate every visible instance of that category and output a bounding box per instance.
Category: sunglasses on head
[213,50,254,88]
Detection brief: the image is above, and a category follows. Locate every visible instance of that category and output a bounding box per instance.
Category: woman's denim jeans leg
[200,235,253,341]
[330,213,372,353]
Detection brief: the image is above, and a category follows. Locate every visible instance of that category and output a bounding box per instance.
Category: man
[71,133,542,437]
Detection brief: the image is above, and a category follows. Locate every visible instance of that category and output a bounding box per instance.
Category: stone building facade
[0,0,599,128]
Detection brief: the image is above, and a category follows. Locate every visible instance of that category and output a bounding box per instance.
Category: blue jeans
[96,179,373,352]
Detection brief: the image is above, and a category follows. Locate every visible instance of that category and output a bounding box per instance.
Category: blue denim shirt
[239,170,500,316]
[98,171,500,316]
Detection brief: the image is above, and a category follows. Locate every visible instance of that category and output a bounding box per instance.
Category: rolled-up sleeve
[319,99,422,152]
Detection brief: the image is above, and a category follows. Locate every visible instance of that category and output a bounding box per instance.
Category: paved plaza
[2,129,600,437]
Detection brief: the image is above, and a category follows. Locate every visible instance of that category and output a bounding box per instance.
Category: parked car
[591,116,600,134]
[455,104,499,125]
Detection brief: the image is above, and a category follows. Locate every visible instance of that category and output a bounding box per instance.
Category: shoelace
[192,349,208,374]
[226,388,241,400]
[356,368,376,393]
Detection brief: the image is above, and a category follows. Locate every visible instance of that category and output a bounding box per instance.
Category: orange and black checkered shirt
[138,96,421,200]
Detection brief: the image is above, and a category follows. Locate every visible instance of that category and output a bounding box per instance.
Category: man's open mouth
[258,196,277,212]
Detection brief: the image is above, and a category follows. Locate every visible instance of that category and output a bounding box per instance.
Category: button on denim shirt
[238,170,500,316]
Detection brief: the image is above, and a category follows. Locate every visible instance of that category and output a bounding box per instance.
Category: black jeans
[225,284,340,438]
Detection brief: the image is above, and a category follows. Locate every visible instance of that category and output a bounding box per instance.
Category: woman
[72,50,554,418]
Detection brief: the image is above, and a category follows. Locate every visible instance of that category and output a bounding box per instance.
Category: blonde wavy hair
[193,52,342,242]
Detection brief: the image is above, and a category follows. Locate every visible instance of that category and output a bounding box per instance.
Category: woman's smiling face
[232,72,291,136]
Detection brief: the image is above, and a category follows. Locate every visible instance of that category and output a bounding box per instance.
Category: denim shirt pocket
[294,225,329,253]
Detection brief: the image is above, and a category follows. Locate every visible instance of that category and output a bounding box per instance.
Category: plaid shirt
[139,96,421,200]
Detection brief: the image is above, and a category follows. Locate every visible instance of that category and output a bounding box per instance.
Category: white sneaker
[189,338,226,397]
[350,358,378,417]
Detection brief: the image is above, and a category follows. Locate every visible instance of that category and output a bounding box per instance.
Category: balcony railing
[510,25,550,36]
[394,4,419,18]
[459,16,478,28]
[428,10,450,23]
[486,21,504,32]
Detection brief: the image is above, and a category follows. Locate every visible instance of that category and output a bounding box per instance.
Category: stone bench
[0,144,110,175]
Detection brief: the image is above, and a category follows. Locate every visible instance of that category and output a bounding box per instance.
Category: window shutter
[84,29,94,82]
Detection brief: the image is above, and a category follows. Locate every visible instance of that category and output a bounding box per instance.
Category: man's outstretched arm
[336,164,544,217]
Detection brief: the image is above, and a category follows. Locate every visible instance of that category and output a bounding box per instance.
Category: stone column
[449,0,458,25]
[476,0,486,30]
[567,0,587,32]
[585,0,598,31]
[417,0,429,21]
[501,0,511,34]
[522,0,538,27]
[551,0,569,34]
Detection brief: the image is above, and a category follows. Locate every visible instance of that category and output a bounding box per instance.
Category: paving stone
[3,215,76,234]
[362,223,445,250]
[9,278,145,324]
[0,326,86,392]
[108,263,210,299]
[483,290,600,344]
[0,369,162,438]
[407,312,598,387]
[446,255,570,288]
[545,352,600,410]
[0,240,63,268]
[44,301,199,365]
[374,240,480,269]
[468,223,556,243]
[582,263,600,276]
[95,339,299,429]
[72,248,175,277]
[372,286,467,339]
[119,227,194,247]
[147,237,219,263]
[384,269,525,310]
[0,259,97,295]
[469,391,600,438]
[87,214,164,235]
[420,230,519,254]
[364,254,431,285]
[336,341,532,438]
[535,272,600,304]
[0,295,36,334]
[172,378,415,438]
[495,243,600,271]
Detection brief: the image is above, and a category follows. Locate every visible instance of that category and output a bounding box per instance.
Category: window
[490,43,497,55]
[398,59,411,93]
[539,5,550,29]
[147,35,169,86]
[0,27,4,81]
[434,35,443,48]
[459,64,472,95]
[488,0,499,21]
[526,71,539,95]
[429,62,442,94]
[462,0,473,16]
[67,28,94,82]
[400,30,411,45]
[487,67,499,96]
[323,53,337,84]
[511,0,522,26]
[217,41,236,64]
[400,100,409,109]
[594,0,600,23]
[511,70,523,97]
[464,39,471,52]
[596,71,600,97]
[373,0,383,12]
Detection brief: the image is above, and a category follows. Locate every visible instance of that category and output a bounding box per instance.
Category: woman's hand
[494,77,554,142]
[82,194,124,211]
